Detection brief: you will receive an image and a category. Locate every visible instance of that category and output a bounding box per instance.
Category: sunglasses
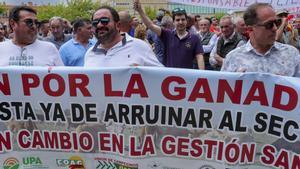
[20,19,40,28]
[92,17,110,27]
[256,19,282,30]
[172,8,186,15]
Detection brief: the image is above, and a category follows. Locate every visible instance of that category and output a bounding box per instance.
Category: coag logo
[3,157,20,169]
[56,156,84,168]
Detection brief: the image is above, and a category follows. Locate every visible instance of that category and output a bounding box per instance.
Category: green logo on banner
[3,157,20,169]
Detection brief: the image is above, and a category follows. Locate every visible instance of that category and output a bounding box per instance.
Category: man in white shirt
[0,6,64,134]
[0,6,63,66]
[84,6,162,67]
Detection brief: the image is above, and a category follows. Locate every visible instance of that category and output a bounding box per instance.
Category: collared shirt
[0,39,64,66]
[59,38,96,66]
[45,34,72,49]
[209,32,245,66]
[160,29,203,69]
[84,33,163,67]
[198,32,218,53]
[221,41,300,77]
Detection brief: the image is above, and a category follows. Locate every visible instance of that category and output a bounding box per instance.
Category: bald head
[118,11,132,33]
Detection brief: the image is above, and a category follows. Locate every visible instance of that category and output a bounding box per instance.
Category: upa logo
[56,156,85,168]
[22,156,48,169]
[23,156,42,165]
[3,157,20,169]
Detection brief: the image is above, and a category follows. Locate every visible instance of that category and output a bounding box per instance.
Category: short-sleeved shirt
[59,38,96,66]
[0,39,64,66]
[160,29,203,69]
[221,41,300,77]
[147,29,165,64]
[84,33,163,67]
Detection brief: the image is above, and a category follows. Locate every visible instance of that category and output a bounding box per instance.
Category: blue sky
[0,0,65,5]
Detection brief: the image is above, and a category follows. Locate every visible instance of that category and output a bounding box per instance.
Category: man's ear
[9,19,16,31]
[116,21,121,31]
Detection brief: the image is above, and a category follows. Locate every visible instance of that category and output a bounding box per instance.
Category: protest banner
[168,0,300,10]
[0,67,300,169]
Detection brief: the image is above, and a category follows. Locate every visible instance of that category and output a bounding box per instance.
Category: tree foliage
[144,6,157,20]
[0,4,6,15]
[215,12,226,20]
[37,0,100,21]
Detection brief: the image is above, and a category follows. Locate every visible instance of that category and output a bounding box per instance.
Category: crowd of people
[0,1,300,78]
[1,1,300,164]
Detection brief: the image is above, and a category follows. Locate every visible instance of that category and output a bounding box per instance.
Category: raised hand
[133,0,142,12]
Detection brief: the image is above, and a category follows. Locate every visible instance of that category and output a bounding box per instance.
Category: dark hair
[38,20,49,29]
[205,17,212,24]
[243,3,272,26]
[172,8,187,20]
[92,6,119,22]
[73,18,91,33]
[9,6,37,22]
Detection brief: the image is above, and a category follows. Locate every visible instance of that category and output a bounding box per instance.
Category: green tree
[215,12,226,20]
[37,4,65,20]
[144,6,157,20]
[0,5,6,15]
[37,0,100,21]
[63,0,99,21]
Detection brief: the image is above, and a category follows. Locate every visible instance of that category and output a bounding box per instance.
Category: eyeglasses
[172,8,186,15]
[92,17,110,27]
[20,19,40,28]
[256,19,282,30]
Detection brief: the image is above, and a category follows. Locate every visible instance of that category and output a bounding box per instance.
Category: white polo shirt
[84,33,163,67]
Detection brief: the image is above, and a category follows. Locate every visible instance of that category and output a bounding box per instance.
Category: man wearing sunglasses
[221,3,300,77]
[134,0,204,69]
[84,6,162,67]
[0,6,63,66]
[0,6,64,136]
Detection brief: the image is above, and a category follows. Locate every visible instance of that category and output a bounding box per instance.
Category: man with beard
[82,6,162,153]
[134,0,204,69]
[0,6,63,66]
[84,6,162,67]
[221,3,300,77]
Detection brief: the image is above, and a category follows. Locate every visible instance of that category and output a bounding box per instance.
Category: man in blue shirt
[59,18,95,66]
